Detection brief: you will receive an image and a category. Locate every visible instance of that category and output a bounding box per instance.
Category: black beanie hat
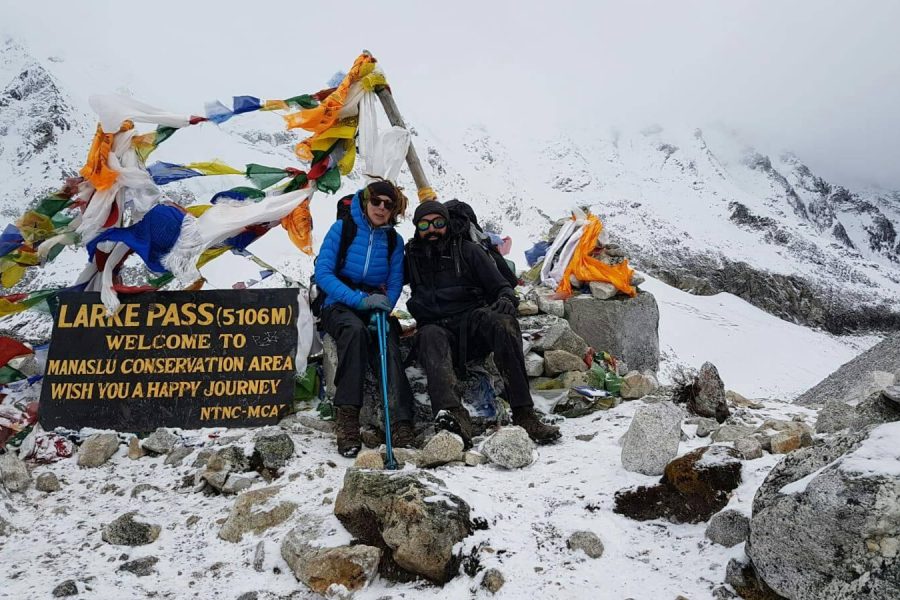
[366,180,399,204]
[413,200,449,224]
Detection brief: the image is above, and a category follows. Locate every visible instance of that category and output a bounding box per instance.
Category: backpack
[443,199,519,287]
[309,194,398,317]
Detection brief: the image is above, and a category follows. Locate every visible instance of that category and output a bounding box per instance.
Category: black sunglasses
[417,217,447,231]
[369,196,395,210]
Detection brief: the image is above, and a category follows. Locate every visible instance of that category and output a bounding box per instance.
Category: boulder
[252,432,295,471]
[77,433,119,467]
[283,538,381,598]
[695,417,718,438]
[734,437,763,460]
[117,556,159,577]
[481,568,506,593]
[724,558,787,600]
[705,509,749,547]
[559,370,588,389]
[816,399,856,433]
[463,450,488,466]
[690,362,730,422]
[620,402,682,475]
[164,447,192,467]
[334,469,472,583]
[219,486,297,543]
[711,424,756,443]
[127,436,145,460]
[524,352,545,377]
[536,290,565,317]
[517,300,539,316]
[844,370,896,404]
[353,449,384,470]
[543,350,587,375]
[481,426,534,469]
[567,530,604,558]
[747,423,900,599]
[883,385,900,405]
[589,281,618,300]
[564,291,660,373]
[140,428,178,455]
[619,370,659,399]
[614,445,742,523]
[418,430,464,468]
[280,412,336,434]
[0,452,31,492]
[102,512,161,546]
[769,432,801,454]
[35,472,61,492]
[531,321,590,358]
[52,580,79,597]
[850,390,900,431]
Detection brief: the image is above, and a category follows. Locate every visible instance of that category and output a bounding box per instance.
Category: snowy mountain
[2,38,899,340]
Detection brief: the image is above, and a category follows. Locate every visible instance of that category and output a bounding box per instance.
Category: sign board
[39,289,299,431]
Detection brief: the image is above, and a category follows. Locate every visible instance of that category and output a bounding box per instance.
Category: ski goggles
[369,196,395,210]
[416,217,447,231]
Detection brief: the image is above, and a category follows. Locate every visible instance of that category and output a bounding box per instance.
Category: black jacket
[405,236,516,325]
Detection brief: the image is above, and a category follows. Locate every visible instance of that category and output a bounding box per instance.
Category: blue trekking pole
[376,311,398,470]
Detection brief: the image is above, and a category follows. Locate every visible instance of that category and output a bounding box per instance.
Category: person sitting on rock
[404,199,561,447]
[315,178,416,457]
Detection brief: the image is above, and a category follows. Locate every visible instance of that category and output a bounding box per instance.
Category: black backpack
[309,194,398,317]
[443,199,519,287]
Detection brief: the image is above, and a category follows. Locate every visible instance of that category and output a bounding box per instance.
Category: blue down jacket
[314,192,404,309]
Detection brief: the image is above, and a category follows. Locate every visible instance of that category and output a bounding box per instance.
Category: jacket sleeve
[462,241,516,305]
[315,221,367,308]
[386,231,405,307]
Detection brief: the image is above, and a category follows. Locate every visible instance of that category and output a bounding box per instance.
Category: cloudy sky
[4,0,900,188]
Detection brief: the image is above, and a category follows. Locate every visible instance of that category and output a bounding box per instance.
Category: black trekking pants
[320,303,414,423]
[416,307,534,412]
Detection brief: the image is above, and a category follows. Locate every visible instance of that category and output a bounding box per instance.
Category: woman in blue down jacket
[315,178,415,457]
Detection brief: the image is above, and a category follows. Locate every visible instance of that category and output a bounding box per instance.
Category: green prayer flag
[316,167,341,194]
[245,164,288,189]
[0,365,25,384]
[155,126,177,146]
[34,194,72,217]
[283,173,309,193]
[283,94,319,109]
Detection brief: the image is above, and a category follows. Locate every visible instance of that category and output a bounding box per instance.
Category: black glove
[359,294,392,312]
[490,294,517,316]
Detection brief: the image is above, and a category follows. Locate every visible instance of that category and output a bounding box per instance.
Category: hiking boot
[435,407,474,449]
[335,405,362,457]
[513,407,561,444]
[359,427,384,449]
[391,421,416,448]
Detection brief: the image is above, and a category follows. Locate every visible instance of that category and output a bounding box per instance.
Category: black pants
[320,303,414,423]
[416,307,534,412]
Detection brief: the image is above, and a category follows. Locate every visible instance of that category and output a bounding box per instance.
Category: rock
[769,432,801,454]
[725,558,785,600]
[850,390,900,431]
[418,430,465,468]
[883,385,900,404]
[140,428,178,455]
[620,401,682,475]
[283,541,381,598]
[52,580,78,597]
[127,437,144,460]
[619,370,659,399]
[208,446,250,473]
[253,540,265,572]
[711,424,755,443]
[536,291,565,317]
[334,469,473,583]
[747,424,900,600]
[219,486,298,543]
[816,399,856,433]
[844,370,896,404]
[705,509,749,547]
[567,530,604,558]
[117,556,159,577]
[353,449,384,469]
[530,319,589,358]
[481,568,506,593]
[543,349,587,376]
[589,281,618,300]
[280,412,336,434]
[35,472,61,492]
[524,352,545,377]
[695,417,718,438]
[481,426,535,469]
[517,301,539,316]
[391,447,420,467]
[575,432,598,442]
[130,483,162,499]
[734,437,763,460]
[0,452,31,492]
[221,474,253,495]
[614,445,743,523]
[564,291,660,373]
[164,447,192,467]
[252,433,295,471]
[690,362,730,422]
[463,450,488,466]
[558,370,588,389]
[77,433,119,467]
[102,512,161,546]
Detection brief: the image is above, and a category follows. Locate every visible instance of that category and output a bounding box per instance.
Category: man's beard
[424,232,442,242]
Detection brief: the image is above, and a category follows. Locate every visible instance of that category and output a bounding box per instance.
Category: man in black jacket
[405,200,561,446]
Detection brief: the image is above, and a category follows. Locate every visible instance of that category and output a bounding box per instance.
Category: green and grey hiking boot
[336,405,362,458]
[512,407,561,444]
[435,407,474,449]
[391,421,417,448]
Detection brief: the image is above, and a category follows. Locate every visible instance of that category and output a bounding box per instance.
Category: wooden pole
[375,86,435,202]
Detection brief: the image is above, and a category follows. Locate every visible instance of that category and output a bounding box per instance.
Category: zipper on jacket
[362,229,375,280]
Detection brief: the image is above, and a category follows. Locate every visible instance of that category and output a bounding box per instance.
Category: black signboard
[39,288,299,431]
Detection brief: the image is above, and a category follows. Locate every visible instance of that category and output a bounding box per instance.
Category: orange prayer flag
[281,199,313,255]
[556,215,636,298]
